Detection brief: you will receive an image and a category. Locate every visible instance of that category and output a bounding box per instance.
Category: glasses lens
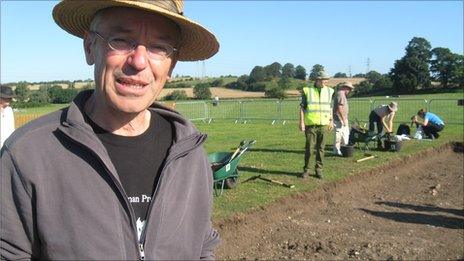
[108,38,134,52]
[148,43,174,60]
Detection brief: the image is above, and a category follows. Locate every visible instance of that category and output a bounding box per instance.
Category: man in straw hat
[1,85,15,147]
[332,81,354,156]
[299,69,334,179]
[368,101,398,136]
[1,1,220,259]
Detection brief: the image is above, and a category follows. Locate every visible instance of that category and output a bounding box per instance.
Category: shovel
[356,153,378,163]
[242,175,295,188]
[228,140,246,163]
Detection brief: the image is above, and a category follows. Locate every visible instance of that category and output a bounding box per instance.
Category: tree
[14,82,29,102]
[430,47,459,87]
[29,89,49,104]
[264,81,286,99]
[391,37,432,92]
[164,90,188,101]
[333,72,347,78]
[353,73,366,78]
[294,65,307,80]
[309,64,325,80]
[282,63,295,78]
[366,71,382,84]
[211,79,224,87]
[353,81,373,95]
[277,77,291,90]
[49,87,79,103]
[249,66,267,83]
[264,62,282,78]
[451,54,464,87]
[373,75,393,91]
[193,83,212,100]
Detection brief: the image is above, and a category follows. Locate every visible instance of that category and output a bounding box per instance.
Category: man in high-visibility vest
[299,70,334,179]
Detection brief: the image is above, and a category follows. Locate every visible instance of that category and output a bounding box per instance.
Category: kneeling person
[413,108,445,139]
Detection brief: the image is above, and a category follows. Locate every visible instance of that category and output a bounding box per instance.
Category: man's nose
[127,45,149,71]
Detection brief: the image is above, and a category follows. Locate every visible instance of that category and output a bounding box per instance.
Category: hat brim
[338,84,354,89]
[53,0,219,61]
[388,105,398,112]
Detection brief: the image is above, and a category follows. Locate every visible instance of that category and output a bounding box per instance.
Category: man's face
[0,97,12,108]
[315,79,328,87]
[84,8,179,115]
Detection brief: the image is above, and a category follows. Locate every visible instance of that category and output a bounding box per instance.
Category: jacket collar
[63,89,201,143]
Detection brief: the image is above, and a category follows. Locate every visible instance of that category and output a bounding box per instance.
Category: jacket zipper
[60,130,143,260]
[138,134,207,258]
[139,244,145,260]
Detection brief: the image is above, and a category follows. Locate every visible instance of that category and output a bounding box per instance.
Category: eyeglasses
[91,31,177,61]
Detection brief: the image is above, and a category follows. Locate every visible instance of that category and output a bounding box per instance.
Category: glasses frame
[90,31,177,61]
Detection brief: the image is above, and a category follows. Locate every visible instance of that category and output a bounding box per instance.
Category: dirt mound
[215,143,464,260]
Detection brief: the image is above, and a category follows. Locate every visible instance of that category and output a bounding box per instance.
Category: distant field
[161,87,265,99]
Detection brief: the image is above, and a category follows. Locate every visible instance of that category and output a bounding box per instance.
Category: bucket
[385,140,402,152]
[341,145,354,157]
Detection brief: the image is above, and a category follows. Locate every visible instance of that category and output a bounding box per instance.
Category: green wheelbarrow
[208,140,256,196]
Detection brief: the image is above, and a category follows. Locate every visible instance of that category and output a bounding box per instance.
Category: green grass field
[197,121,463,219]
[12,92,464,220]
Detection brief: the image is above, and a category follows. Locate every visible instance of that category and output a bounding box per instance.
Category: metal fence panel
[280,99,300,121]
[206,100,241,120]
[347,99,372,123]
[240,100,280,121]
[174,101,207,121]
[429,99,464,125]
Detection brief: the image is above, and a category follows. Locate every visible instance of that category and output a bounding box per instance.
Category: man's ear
[83,31,95,65]
[166,59,178,81]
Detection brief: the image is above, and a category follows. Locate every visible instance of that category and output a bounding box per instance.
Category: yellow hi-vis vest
[303,86,334,126]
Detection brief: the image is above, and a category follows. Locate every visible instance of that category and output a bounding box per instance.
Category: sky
[1,0,463,83]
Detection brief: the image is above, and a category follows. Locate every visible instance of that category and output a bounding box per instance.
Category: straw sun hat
[52,0,219,61]
[388,101,398,112]
[337,82,355,90]
[314,70,330,80]
[0,85,14,99]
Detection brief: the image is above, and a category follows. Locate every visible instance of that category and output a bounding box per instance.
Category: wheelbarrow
[349,122,380,151]
[208,140,256,196]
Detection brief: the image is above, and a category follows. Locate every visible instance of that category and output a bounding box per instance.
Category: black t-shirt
[85,111,172,239]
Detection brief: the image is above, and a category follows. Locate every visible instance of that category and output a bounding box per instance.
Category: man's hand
[328,121,334,131]
[299,121,305,132]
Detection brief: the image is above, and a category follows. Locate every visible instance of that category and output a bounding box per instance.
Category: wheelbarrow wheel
[224,170,239,189]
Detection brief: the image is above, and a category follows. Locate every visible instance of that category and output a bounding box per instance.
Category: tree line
[11,82,94,108]
[7,36,462,103]
[355,37,463,96]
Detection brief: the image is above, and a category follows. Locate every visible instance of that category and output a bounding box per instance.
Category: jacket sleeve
[200,223,220,260]
[1,147,37,259]
[199,145,220,260]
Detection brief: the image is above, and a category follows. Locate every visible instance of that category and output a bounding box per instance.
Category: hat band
[139,0,184,15]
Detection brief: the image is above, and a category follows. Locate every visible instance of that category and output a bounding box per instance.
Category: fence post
[239,101,243,122]
[204,101,209,121]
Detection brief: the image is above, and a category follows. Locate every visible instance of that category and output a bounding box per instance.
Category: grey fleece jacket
[1,90,220,260]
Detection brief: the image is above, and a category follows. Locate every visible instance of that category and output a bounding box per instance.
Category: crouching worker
[413,108,445,139]
[368,101,398,135]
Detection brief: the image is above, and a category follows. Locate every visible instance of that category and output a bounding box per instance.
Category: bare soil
[215,143,464,260]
